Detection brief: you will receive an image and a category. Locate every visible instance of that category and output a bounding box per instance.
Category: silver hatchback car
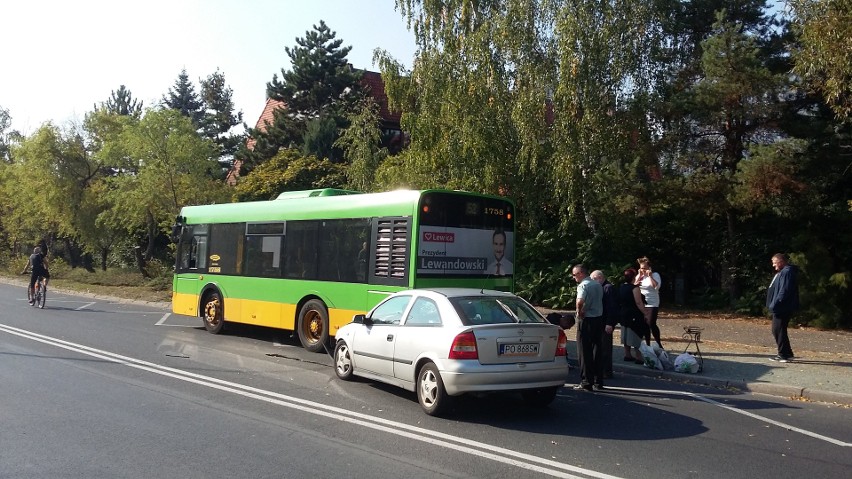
[333,288,570,416]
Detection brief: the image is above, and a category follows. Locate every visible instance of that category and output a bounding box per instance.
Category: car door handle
[386,334,394,341]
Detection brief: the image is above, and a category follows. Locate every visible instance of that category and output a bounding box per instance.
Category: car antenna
[480,272,494,294]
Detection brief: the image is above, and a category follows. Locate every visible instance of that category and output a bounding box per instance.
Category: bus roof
[275,188,362,199]
[179,189,511,224]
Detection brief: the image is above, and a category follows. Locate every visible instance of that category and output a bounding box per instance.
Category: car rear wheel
[334,341,354,380]
[521,386,559,407]
[417,363,451,416]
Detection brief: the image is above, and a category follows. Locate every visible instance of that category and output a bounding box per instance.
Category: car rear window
[450,297,545,326]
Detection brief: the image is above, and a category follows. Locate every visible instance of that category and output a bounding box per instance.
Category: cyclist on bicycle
[22,246,50,305]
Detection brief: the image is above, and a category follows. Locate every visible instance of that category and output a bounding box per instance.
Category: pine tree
[199,69,245,169]
[163,69,204,127]
[97,85,143,117]
[237,21,363,174]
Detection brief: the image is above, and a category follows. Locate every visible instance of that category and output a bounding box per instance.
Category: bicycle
[27,276,47,309]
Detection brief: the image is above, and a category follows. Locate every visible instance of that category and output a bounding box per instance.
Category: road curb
[0,276,171,310]
[614,362,852,406]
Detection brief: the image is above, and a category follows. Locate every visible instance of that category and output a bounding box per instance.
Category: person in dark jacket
[591,270,618,378]
[618,268,649,363]
[766,253,800,362]
[21,246,50,304]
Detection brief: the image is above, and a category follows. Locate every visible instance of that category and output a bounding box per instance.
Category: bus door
[173,224,209,316]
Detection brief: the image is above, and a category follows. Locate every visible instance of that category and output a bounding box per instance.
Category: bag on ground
[638,342,661,370]
[674,353,700,373]
[658,349,674,370]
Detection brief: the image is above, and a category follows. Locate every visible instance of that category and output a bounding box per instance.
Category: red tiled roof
[360,70,401,125]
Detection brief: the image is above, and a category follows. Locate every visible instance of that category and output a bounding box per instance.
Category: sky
[1,0,418,136]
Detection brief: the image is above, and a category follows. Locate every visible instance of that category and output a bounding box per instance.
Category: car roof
[396,288,518,299]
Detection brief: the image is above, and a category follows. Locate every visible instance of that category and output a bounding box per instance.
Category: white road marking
[155,313,172,325]
[75,302,96,311]
[602,385,851,447]
[1,323,622,479]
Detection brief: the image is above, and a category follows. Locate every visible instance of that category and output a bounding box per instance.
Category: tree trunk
[145,209,157,261]
[100,247,109,271]
[60,237,75,267]
[134,245,150,278]
[726,209,740,307]
[82,252,94,272]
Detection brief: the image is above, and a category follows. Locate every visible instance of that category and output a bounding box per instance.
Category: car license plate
[499,343,539,356]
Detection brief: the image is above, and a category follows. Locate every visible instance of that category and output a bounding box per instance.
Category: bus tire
[202,290,225,334]
[297,299,329,353]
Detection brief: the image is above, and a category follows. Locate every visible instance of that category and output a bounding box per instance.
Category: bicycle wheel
[37,284,46,309]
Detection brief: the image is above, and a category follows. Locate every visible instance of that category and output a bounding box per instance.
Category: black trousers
[771,312,794,359]
[576,316,605,386]
[601,326,613,375]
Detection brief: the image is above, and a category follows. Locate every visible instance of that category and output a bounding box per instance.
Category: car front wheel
[334,341,354,380]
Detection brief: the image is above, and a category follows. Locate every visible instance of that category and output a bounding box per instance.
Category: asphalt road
[1,283,849,479]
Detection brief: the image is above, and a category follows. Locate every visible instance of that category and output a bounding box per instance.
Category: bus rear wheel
[202,291,225,334]
[297,299,329,353]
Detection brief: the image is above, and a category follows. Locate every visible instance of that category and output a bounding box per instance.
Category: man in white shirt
[485,230,513,276]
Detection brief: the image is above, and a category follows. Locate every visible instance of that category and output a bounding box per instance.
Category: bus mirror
[170,226,180,242]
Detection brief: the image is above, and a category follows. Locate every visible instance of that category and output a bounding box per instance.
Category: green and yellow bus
[171,188,515,352]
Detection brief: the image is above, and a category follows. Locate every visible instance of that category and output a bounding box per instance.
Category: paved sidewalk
[557,311,852,406]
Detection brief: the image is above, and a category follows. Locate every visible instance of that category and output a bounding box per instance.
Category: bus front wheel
[297,299,329,353]
[202,291,225,334]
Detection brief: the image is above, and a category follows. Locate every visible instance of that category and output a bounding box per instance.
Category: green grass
[1,256,172,303]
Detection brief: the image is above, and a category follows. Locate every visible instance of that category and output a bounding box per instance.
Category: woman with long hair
[634,257,662,348]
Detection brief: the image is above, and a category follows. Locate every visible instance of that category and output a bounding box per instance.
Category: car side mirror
[353,314,373,326]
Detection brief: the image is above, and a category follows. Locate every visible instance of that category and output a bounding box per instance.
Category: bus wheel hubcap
[205,302,218,323]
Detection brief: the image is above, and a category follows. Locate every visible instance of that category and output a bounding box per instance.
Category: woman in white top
[634,256,663,348]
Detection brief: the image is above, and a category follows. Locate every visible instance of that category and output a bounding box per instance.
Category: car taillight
[555,329,568,357]
[449,331,478,360]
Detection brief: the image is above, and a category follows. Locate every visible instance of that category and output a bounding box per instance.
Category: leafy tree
[237,21,363,173]
[1,105,21,163]
[336,98,387,191]
[233,148,346,202]
[2,123,93,265]
[790,0,852,121]
[378,0,657,237]
[97,85,143,117]
[163,69,204,126]
[100,109,229,267]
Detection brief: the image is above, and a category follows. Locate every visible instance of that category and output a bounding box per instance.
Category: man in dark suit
[591,270,618,378]
[766,253,800,362]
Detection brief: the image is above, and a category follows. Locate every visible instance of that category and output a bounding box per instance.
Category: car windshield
[450,296,545,325]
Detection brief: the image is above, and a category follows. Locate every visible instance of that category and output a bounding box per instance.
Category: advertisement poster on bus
[417,227,514,276]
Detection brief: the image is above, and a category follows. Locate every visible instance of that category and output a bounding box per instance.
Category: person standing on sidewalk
[618,268,648,364]
[766,253,799,362]
[635,256,663,348]
[572,265,611,391]
[591,270,618,378]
